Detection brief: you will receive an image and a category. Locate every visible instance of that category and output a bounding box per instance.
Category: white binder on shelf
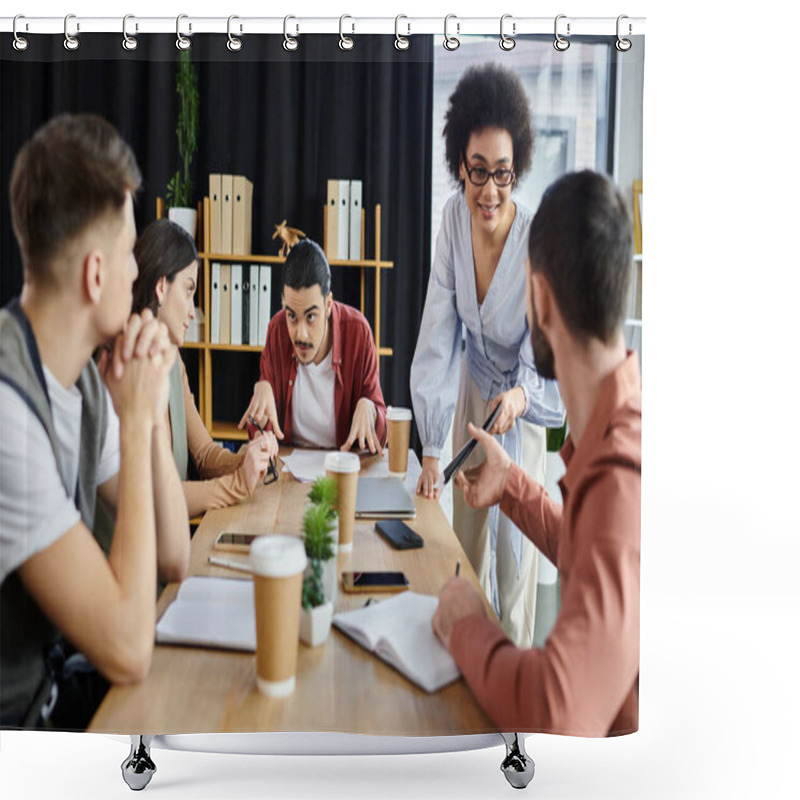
[249,265,260,347]
[349,180,362,260]
[241,269,250,346]
[258,265,272,347]
[210,262,221,344]
[230,264,243,346]
[219,264,231,345]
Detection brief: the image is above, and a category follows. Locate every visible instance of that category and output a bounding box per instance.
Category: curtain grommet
[64,14,79,51]
[615,15,632,52]
[13,15,29,51]
[339,15,355,51]
[553,14,570,52]
[176,14,191,51]
[122,14,138,51]
[394,15,410,51]
[443,14,460,51]
[283,15,298,51]
[499,14,516,51]
[227,15,242,52]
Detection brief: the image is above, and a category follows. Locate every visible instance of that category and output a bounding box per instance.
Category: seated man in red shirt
[433,170,641,737]
[240,239,386,453]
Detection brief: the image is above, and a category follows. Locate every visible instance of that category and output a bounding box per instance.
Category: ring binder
[394,15,410,51]
[443,14,459,51]
[122,14,138,51]
[176,13,191,50]
[554,14,570,52]
[227,15,242,51]
[339,14,354,51]
[63,13,79,51]
[283,15,298,51]
[499,14,515,51]
[12,14,28,51]
[616,14,633,51]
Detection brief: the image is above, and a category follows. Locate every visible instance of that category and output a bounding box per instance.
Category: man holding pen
[433,171,641,737]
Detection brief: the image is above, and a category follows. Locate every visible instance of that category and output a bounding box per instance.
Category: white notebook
[156,575,256,652]
[332,592,460,693]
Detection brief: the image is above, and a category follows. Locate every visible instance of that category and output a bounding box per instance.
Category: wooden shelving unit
[160,197,394,441]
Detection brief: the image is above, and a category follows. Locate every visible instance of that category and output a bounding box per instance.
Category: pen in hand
[249,416,279,485]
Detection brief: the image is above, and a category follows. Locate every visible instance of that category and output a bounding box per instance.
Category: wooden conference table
[89,449,496,736]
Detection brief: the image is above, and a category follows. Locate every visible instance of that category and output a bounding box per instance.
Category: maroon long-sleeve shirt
[258,300,387,449]
[450,352,641,736]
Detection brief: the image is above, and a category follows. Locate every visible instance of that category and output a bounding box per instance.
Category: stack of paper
[156,575,256,652]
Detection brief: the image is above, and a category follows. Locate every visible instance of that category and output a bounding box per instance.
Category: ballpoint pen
[248,415,279,485]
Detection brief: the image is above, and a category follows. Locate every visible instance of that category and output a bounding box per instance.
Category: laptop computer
[355,477,416,519]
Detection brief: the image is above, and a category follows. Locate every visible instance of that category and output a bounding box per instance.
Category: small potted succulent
[299,478,339,647]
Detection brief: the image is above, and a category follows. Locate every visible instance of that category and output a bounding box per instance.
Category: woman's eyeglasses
[248,416,279,485]
[464,163,515,188]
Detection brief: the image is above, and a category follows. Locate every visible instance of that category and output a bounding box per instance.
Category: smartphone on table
[213,531,260,553]
[374,520,424,550]
[341,571,410,593]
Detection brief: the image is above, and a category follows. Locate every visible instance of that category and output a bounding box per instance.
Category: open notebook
[332,591,460,693]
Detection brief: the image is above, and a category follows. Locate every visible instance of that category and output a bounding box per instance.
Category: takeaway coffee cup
[324,451,360,553]
[249,535,307,698]
[386,407,412,476]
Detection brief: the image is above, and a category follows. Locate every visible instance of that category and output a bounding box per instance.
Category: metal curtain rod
[1,15,646,37]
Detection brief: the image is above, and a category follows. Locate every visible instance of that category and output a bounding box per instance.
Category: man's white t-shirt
[0,366,120,583]
[291,349,336,449]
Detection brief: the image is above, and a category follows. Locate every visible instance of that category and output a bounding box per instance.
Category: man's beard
[530,306,556,380]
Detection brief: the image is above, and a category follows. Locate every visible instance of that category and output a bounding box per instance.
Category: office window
[431,37,613,248]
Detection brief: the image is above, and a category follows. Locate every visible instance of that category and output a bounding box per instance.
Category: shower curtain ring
[553,14,570,52]
[176,14,191,50]
[227,15,242,51]
[122,15,138,51]
[339,15,355,51]
[499,14,516,51]
[616,15,632,51]
[443,14,460,51]
[13,15,29,51]
[64,14,79,51]
[283,16,298,51]
[394,15,410,51]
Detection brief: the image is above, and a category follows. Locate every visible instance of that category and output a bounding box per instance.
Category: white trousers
[452,361,546,647]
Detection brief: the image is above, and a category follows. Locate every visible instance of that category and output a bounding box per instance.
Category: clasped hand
[97,309,175,430]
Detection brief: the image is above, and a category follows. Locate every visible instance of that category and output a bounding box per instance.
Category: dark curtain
[1,33,433,443]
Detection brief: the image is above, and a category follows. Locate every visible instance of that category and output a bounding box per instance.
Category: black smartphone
[341,571,410,593]
[443,403,503,484]
[375,520,424,550]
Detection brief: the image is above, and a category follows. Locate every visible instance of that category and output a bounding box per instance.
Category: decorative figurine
[272,220,307,258]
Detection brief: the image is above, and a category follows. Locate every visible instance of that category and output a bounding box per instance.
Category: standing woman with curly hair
[132,219,278,518]
[411,63,564,646]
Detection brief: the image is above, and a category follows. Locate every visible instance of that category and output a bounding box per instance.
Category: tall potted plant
[299,480,338,647]
[166,49,199,239]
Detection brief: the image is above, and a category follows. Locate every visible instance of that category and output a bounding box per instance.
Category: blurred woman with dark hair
[411,63,564,646]
[133,219,278,517]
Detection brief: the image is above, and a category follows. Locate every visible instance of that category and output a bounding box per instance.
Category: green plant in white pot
[166,49,199,240]
[299,490,338,647]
